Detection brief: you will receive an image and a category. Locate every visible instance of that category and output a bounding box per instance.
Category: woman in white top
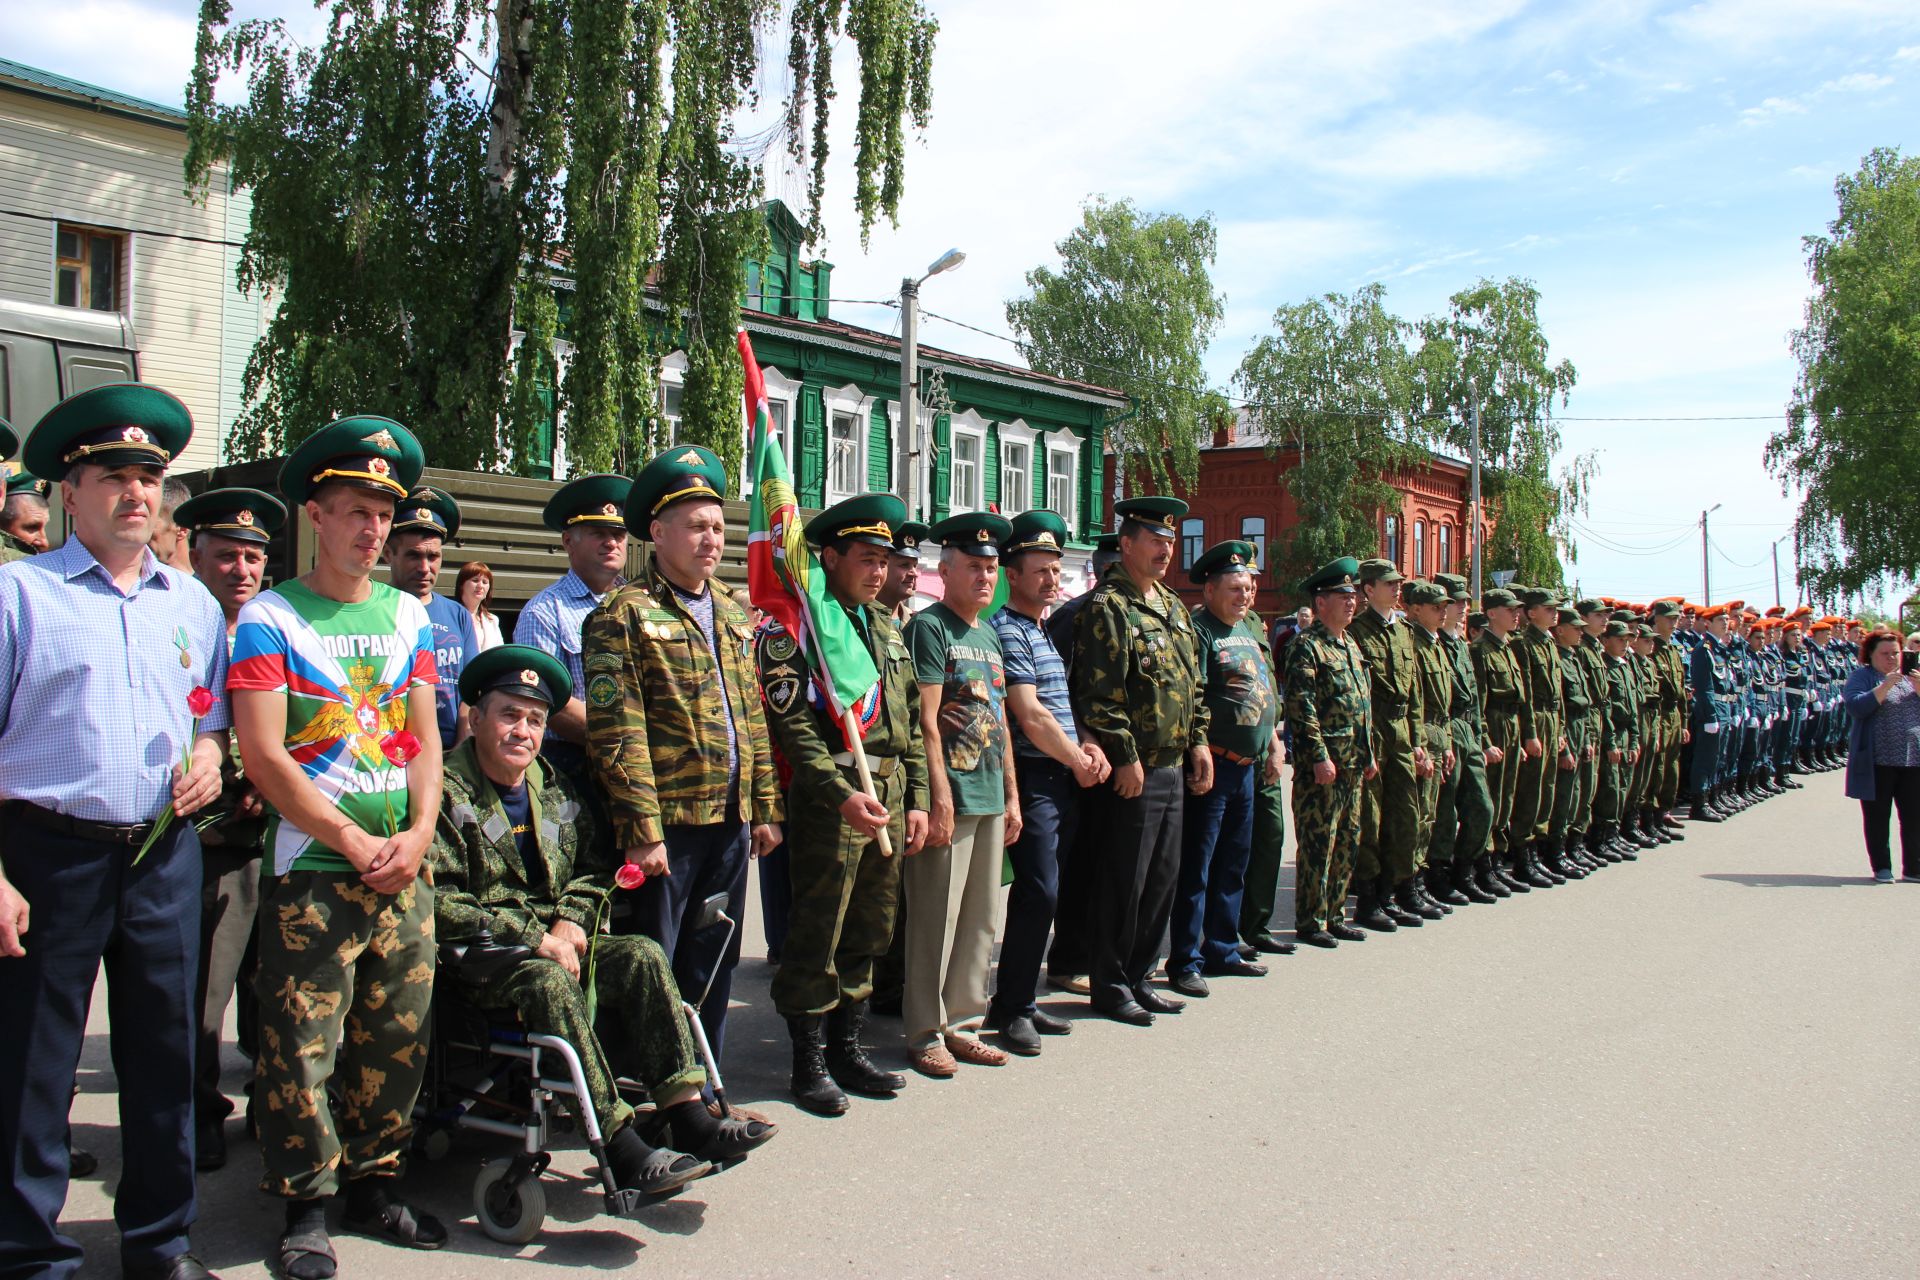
[455,560,505,652]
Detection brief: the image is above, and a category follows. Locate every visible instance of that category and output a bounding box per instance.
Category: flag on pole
[742,328,882,746]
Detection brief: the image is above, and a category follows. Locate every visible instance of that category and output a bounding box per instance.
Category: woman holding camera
[1844,628,1920,883]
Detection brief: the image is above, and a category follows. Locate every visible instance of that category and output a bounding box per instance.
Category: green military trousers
[1356,722,1420,883]
[1628,715,1662,820]
[1238,772,1287,944]
[1549,721,1595,844]
[1292,762,1364,934]
[1484,716,1523,855]
[1414,724,1450,870]
[254,872,435,1200]
[1509,710,1561,850]
[772,763,907,1018]
[1654,710,1687,811]
[1442,737,1496,867]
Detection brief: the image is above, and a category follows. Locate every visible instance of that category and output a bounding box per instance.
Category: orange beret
[1781,619,1802,633]
[1764,605,1785,618]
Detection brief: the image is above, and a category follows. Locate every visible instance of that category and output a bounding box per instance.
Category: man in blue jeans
[985,512,1110,1054]
[1168,541,1283,998]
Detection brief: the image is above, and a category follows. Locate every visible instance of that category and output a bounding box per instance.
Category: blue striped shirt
[992,604,1076,758]
[514,568,622,748]
[0,537,231,823]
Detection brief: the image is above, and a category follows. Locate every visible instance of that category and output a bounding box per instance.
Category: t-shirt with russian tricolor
[229,579,438,875]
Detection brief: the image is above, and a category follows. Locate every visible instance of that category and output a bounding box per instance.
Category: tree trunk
[486,0,533,197]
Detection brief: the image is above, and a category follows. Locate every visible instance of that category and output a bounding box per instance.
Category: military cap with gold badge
[458,642,572,708]
[890,520,931,559]
[392,485,460,541]
[7,471,52,503]
[279,415,423,505]
[802,493,907,549]
[23,383,193,481]
[625,445,727,538]
[929,510,1013,557]
[1001,510,1067,559]
[541,472,633,533]
[1297,555,1361,596]
[1112,495,1187,540]
[1188,538,1257,585]
[173,486,286,546]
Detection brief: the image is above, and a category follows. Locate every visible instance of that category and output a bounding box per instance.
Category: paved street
[65,776,1920,1278]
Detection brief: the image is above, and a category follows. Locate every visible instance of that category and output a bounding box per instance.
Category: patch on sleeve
[586,673,621,708]
[764,631,797,662]
[767,675,800,714]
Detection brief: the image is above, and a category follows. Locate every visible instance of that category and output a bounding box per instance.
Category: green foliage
[1414,277,1585,586]
[1234,284,1424,586]
[1005,197,1229,489]
[1766,147,1920,602]
[187,0,936,479]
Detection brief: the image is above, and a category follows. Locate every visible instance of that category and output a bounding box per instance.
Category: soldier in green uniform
[1238,584,1297,955]
[1547,607,1597,879]
[1567,599,1615,867]
[1648,599,1693,839]
[429,645,772,1202]
[1,427,53,561]
[1508,586,1571,886]
[757,495,929,1116]
[583,446,782,1072]
[1626,618,1667,848]
[1404,581,1466,906]
[1428,574,1500,903]
[1595,621,1643,854]
[1285,557,1376,948]
[1473,588,1534,893]
[1348,558,1434,929]
[1072,496,1211,1025]
[869,519,928,1013]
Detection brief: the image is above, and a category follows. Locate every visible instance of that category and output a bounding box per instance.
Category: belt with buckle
[830,752,899,779]
[8,800,159,847]
[1209,744,1255,765]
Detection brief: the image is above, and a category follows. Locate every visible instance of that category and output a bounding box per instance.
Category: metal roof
[0,58,188,129]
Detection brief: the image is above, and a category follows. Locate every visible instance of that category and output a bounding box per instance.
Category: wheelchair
[412,896,738,1244]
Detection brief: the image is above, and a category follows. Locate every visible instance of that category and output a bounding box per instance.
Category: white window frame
[824,382,874,505]
[658,352,688,452]
[997,419,1036,516]
[948,409,988,514]
[1044,430,1080,530]
[744,363,800,497]
[884,400,936,495]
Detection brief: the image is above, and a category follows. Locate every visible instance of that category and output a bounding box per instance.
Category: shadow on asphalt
[1702,872,1876,888]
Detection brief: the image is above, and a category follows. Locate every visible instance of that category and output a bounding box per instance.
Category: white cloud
[1740,95,1809,125]
[1820,72,1893,92]
[1663,0,1920,55]
[1308,111,1554,182]
[1897,45,1920,61]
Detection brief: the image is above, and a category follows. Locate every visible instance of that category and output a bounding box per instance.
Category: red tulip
[381,730,423,768]
[615,863,646,890]
[187,686,215,718]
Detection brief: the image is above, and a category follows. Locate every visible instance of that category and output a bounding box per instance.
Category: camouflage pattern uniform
[1238,611,1290,947]
[0,535,31,564]
[195,733,269,1129]
[1411,624,1455,869]
[1434,627,1495,874]
[1509,623,1565,850]
[1349,607,1426,886]
[1549,636,1599,850]
[1285,622,1374,933]
[428,741,703,1135]
[1472,629,1526,856]
[758,605,928,1018]
[1651,630,1691,813]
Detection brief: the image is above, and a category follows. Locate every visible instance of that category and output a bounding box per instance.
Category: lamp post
[898,247,966,522]
[1700,503,1722,604]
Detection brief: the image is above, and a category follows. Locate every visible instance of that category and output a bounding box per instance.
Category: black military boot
[1690,793,1723,822]
[1515,849,1552,889]
[1398,879,1443,920]
[1456,859,1497,904]
[787,1015,849,1116]
[1589,828,1622,863]
[1660,810,1686,838]
[1475,855,1513,898]
[1647,812,1675,843]
[1631,815,1660,849]
[1531,842,1569,884]
[825,1001,905,1097]
[1355,881,1398,932]
[1422,869,1463,911]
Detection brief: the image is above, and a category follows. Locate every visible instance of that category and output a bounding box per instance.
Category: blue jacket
[1844,664,1887,800]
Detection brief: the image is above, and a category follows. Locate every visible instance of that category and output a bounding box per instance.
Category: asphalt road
[63,775,1920,1278]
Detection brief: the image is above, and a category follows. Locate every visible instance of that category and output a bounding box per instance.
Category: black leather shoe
[986,1011,1042,1056]
[1327,922,1369,941]
[1135,986,1186,1015]
[195,1119,227,1172]
[1298,929,1339,948]
[1204,957,1269,978]
[125,1255,218,1280]
[1166,969,1211,998]
[1029,1008,1072,1035]
[1095,999,1155,1027]
[1246,933,1295,955]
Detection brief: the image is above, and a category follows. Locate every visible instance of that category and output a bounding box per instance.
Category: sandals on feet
[340,1192,448,1251]
[278,1227,338,1280]
[691,1115,778,1163]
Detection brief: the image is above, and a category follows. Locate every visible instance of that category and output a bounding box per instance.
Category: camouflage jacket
[1472,629,1526,737]
[1439,629,1487,753]
[1348,608,1425,747]
[1651,636,1690,715]
[1602,656,1642,755]
[1410,626,1455,755]
[428,739,612,949]
[757,598,930,814]
[582,556,782,847]
[1073,569,1208,769]
[0,536,30,565]
[1515,626,1564,731]
[1284,621,1373,774]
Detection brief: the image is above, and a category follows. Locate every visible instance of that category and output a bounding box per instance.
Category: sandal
[691,1115,778,1163]
[626,1146,712,1198]
[909,1043,957,1078]
[944,1034,1009,1067]
[277,1227,338,1280]
[340,1187,448,1251]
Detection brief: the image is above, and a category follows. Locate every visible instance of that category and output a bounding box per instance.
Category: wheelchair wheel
[473,1159,546,1244]
[415,1128,452,1162]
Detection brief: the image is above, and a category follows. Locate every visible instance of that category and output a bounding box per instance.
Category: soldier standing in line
[757,495,928,1116]
[582,446,783,1070]
[1474,588,1536,893]
[1546,607,1598,879]
[1236,573,1298,957]
[1072,497,1211,1025]
[1570,599,1616,865]
[1348,558,1434,930]
[1404,581,1465,906]
[1688,604,1736,821]
[868,519,928,1015]
[1508,587,1571,886]
[1284,557,1376,948]
[1646,599,1693,837]
[1778,617,1813,787]
[1431,574,1500,903]
[1622,618,1665,849]
[1595,620,1643,855]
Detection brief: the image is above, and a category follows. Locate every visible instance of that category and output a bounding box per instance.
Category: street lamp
[898,248,967,522]
[1771,533,1793,608]
[1700,503,1722,604]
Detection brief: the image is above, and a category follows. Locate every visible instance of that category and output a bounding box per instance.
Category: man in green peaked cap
[2,470,52,561]
[880,519,931,625]
[386,485,478,752]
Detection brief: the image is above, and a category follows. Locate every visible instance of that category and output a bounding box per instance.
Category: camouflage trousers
[1292,760,1363,934]
[1483,715,1523,853]
[772,764,906,1018]
[1654,709,1687,810]
[462,936,704,1135]
[1433,729,1495,867]
[1238,773,1287,943]
[1549,721,1598,842]
[254,872,435,1200]
[1356,722,1421,883]
[1509,710,1562,848]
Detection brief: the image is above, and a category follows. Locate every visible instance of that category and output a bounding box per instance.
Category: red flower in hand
[615,863,646,890]
[381,730,423,768]
[187,686,215,718]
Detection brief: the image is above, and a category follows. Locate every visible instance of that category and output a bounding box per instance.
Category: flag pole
[842,708,895,858]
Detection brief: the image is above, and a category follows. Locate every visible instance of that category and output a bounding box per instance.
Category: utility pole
[1771,534,1791,609]
[1700,503,1721,604]
[898,276,919,520]
[1469,382,1483,601]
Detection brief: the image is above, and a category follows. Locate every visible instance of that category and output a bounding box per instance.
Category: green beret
[1516,586,1557,609]
[929,511,1012,557]
[1555,607,1583,628]
[1298,555,1360,596]
[1602,620,1632,639]
[6,471,51,502]
[627,445,727,538]
[1189,539,1257,585]
[24,383,193,481]
[542,473,632,533]
[1575,598,1607,616]
[1357,557,1403,584]
[174,487,286,545]
[1402,579,1448,607]
[1482,587,1520,609]
[892,521,931,557]
[280,415,422,506]
[1001,510,1067,558]
[0,415,15,461]
[459,643,572,708]
[1113,495,1186,539]
[392,485,459,541]
[1433,573,1470,602]
[803,493,907,549]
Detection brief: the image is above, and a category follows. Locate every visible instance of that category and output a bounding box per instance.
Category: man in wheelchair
[428,646,776,1201]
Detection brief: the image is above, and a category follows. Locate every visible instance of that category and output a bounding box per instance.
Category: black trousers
[0,823,201,1279]
[619,820,750,1068]
[993,757,1080,1019]
[1861,764,1920,878]
[1090,764,1183,1010]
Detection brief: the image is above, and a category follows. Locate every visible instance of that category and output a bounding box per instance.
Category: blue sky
[16,0,1920,605]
